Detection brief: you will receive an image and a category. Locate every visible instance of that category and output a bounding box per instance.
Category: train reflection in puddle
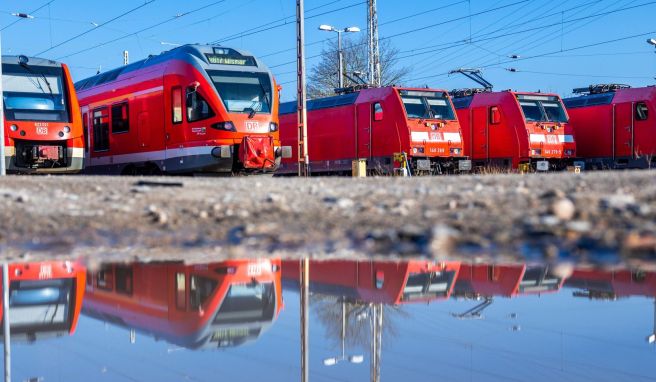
[82,259,283,350]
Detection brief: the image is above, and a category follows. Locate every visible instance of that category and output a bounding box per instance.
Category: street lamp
[322,300,364,367]
[318,24,360,89]
[647,298,656,344]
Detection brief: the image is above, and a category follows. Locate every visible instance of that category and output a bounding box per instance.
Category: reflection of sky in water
[8,285,656,382]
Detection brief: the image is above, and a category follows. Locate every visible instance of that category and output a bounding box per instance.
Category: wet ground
[0,171,655,265]
[5,257,656,382]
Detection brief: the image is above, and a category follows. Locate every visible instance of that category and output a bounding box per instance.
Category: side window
[172,87,182,124]
[92,107,110,152]
[175,273,186,310]
[636,102,649,121]
[373,102,383,121]
[489,106,501,125]
[186,87,215,122]
[115,266,133,295]
[96,265,114,291]
[82,112,89,153]
[111,102,129,134]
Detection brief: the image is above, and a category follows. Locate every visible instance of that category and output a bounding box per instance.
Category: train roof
[563,84,656,109]
[74,44,270,92]
[280,92,360,115]
[1,55,63,68]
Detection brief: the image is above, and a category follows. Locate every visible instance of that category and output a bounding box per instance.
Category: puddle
[2,257,656,381]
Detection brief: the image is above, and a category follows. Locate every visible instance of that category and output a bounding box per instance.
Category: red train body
[2,56,84,173]
[282,259,461,304]
[278,87,471,175]
[452,90,577,170]
[75,45,282,175]
[563,85,656,169]
[83,259,283,349]
[1,261,86,342]
[453,263,565,298]
[565,268,656,299]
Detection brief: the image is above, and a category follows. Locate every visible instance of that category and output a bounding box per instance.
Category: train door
[632,101,652,159]
[471,107,488,161]
[613,102,633,158]
[356,103,372,159]
[165,85,185,158]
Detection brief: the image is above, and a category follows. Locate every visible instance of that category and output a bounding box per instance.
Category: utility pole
[367,0,381,87]
[0,34,6,177]
[296,0,309,177]
[300,258,310,382]
[370,303,383,382]
[123,50,129,66]
[2,264,11,382]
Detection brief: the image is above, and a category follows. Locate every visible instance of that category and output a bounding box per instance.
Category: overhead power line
[55,0,226,60]
[35,0,155,56]
[1,0,55,31]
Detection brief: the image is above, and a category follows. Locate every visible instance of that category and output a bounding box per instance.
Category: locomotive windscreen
[207,70,272,114]
[398,90,455,120]
[5,278,74,335]
[2,63,70,122]
[516,94,568,123]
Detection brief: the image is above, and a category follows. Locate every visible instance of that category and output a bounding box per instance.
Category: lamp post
[323,300,364,367]
[648,298,656,344]
[318,25,360,89]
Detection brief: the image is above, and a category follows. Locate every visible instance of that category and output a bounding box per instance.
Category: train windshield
[207,70,272,114]
[518,267,562,293]
[213,282,275,324]
[516,94,568,123]
[399,90,455,120]
[2,63,70,122]
[402,271,457,301]
[8,279,73,334]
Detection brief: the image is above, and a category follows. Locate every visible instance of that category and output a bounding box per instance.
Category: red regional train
[2,55,84,173]
[75,45,283,175]
[565,267,656,300]
[454,263,565,298]
[278,87,471,175]
[563,84,656,169]
[451,89,578,171]
[282,259,461,304]
[1,261,86,342]
[82,259,282,349]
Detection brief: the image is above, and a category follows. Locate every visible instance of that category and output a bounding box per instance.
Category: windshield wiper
[20,62,54,99]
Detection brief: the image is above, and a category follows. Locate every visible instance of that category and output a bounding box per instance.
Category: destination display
[205,53,256,66]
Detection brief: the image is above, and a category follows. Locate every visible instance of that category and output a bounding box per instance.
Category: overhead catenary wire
[34,0,156,56]
[55,0,227,60]
[1,0,55,31]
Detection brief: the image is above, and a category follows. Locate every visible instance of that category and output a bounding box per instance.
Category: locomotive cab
[2,56,84,173]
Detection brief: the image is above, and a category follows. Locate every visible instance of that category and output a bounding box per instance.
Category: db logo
[430,132,443,142]
[547,135,558,144]
[36,126,48,135]
[245,121,259,131]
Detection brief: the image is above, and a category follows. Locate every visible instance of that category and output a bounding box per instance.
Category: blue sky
[1,0,656,101]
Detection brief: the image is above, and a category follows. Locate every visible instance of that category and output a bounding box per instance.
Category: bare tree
[307,36,411,99]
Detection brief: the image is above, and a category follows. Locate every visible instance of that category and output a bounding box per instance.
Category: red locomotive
[565,267,656,300]
[83,259,283,349]
[2,55,84,173]
[278,86,471,175]
[1,261,86,342]
[75,45,283,175]
[282,259,461,304]
[563,84,656,169]
[452,90,577,171]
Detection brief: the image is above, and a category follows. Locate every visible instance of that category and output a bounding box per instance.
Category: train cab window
[172,87,183,124]
[175,273,186,310]
[111,102,129,134]
[186,87,215,122]
[636,102,649,121]
[189,275,218,310]
[92,107,110,151]
[373,102,384,121]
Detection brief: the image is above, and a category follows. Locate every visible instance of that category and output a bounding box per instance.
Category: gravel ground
[0,171,655,266]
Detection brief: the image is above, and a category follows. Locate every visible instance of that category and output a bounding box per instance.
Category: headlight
[450,148,461,155]
[269,122,279,132]
[531,149,542,156]
[564,149,573,156]
[63,126,71,133]
[9,124,18,132]
[211,121,236,131]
